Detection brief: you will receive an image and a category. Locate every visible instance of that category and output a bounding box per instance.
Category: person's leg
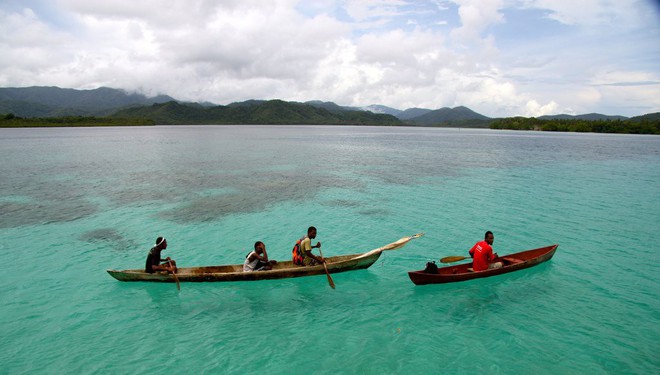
[162,260,177,273]
[303,257,319,266]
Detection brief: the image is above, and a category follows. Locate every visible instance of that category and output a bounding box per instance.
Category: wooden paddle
[440,255,470,263]
[318,247,335,289]
[168,260,180,291]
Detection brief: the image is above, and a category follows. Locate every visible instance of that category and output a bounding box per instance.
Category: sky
[0,0,659,117]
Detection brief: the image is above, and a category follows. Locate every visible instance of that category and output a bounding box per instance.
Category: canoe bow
[354,232,424,260]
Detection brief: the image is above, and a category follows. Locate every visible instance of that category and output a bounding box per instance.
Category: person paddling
[469,231,503,271]
[145,237,177,274]
[295,226,324,266]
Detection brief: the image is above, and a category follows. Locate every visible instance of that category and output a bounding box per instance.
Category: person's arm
[313,242,324,262]
[152,251,176,272]
[152,263,174,273]
[260,249,277,264]
[302,239,324,263]
[300,248,322,262]
[251,252,268,262]
[264,249,278,264]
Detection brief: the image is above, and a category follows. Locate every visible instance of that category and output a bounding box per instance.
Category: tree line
[3,111,660,134]
[0,113,155,127]
[490,117,660,134]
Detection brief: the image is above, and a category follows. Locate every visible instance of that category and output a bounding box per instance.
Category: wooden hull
[408,244,558,285]
[108,249,383,283]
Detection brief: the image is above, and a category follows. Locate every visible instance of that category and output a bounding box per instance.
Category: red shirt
[469,240,494,271]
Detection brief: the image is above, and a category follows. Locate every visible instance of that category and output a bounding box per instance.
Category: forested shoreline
[0,114,154,127]
[2,111,659,134]
[489,116,660,134]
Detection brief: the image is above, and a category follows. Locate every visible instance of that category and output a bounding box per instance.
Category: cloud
[520,0,654,26]
[345,0,409,22]
[450,0,504,43]
[0,8,70,70]
[524,99,559,117]
[0,0,658,117]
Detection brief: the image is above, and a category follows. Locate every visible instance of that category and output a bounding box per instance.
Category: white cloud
[0,8,70,72]
[524,99,559,117]
[0,0,658,117]
[450,0,504,43]
[344,0,409,21]
[520,0,653,26]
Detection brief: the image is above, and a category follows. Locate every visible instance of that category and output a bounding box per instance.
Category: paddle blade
[174,275,181,291]
[169,260,181,291]
[440,255,469,263]
[319,249,335,289]
[326,271,336,289]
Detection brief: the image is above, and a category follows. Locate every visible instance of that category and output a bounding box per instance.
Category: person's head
[155,236,167,249]
[307,226,317,239]
[254,241,265,253]
[484,231,494,245]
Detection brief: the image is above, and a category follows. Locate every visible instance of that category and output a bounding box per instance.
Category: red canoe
[408,244,558,285]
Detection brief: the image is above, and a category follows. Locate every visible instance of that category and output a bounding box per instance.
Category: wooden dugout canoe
[407,244,558,285]
[107,233,424,283]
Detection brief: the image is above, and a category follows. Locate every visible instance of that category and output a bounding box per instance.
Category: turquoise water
[1,125,658,374]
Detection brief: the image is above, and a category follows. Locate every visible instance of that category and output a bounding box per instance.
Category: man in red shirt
[469,231,503,271]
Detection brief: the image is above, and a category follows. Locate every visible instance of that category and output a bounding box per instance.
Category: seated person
[145,236,177,273]
[296,226,324,266]
[469,231,503,271]
[243,241,276,272]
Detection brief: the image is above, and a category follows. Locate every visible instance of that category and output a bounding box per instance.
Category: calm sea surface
[0,125,658,374]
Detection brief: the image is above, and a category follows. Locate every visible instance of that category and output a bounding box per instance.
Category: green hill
[407,106,491,127]
[111,100,402,125]
[629,112,660,122]
[305,100,361,113]
[397,107,432,120]
[3,85,656,131]
[0,86,174,117]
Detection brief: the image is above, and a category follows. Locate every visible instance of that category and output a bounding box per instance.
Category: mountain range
[0,86,175,117]
[0,86,652,126]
